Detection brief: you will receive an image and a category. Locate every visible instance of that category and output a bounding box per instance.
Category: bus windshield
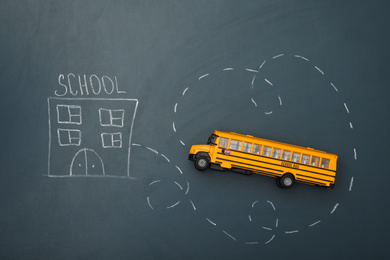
[207,134,218,145]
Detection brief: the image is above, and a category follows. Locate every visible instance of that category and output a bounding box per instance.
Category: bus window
[253,144,262,154]
[263,146,272,156]
[243,142,252,153]
[282,150,291,160]
[302,154,310,164]
[321,158,330,169]
[272,148,281,159]
[292,152,301,162]
[311,156,320,166]
[230,139,242,150]
[219,138,229,147]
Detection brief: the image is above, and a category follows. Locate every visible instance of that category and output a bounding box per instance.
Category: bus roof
[214,130,337,157]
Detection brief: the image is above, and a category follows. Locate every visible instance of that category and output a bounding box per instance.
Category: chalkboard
[1,0,390,259]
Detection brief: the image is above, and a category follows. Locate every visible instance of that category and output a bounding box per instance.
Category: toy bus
[188,130,338,189]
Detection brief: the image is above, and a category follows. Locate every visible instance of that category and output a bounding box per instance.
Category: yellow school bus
[188,130,338,189]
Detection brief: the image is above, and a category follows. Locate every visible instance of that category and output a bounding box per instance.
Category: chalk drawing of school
[47,97,138,178]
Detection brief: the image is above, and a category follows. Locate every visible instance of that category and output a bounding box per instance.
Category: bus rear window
[219,138,229,147]
[230,139,242,150]
[321,158,330,169]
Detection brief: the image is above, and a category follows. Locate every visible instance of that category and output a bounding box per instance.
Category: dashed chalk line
[251,98,258,107]
[294,55,309,61]
[198,74,209,80]
[330,203,339,214]
[285,230,299,234]
[259,60,267,69]
[267,200,276,211]
[264,78,273,86]
[331,82,339,92]
[245,242,259,245]
[206,218,217,226]
[161,154,170,163]
[149,180,161,186]
[222,230,237,241]
[169,55,359,246]
[182,87,189,96]
[265,235,275,244]
[246,68,259,73]
[272,53,284,59]
[167,201,181,209]
[190,200,197,211]
[174,181,183,190]
[251,75,256,89]
[147,197,154,210]
[309,220,321,227]
[349,177,354,191]
[315,66,325,75]
[146,146,158,154]
[185,181,190,195]
[344,103,350,114]
[175,165,183,175]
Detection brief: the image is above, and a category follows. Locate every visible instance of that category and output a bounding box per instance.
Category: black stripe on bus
[219,147,336,173]
[296,174,333,184]
[217,152,335,179]
[296,177,328,186]
[230,164,283,177]
[217,159,329,186]
[216,157,283,174]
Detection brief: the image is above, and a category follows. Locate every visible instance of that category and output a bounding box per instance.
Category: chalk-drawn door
[70,148,105,176]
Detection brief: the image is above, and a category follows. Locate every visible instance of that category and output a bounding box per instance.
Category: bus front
[188,133,218,170]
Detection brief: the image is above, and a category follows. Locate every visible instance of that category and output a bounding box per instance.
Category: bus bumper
[188,154,196,161]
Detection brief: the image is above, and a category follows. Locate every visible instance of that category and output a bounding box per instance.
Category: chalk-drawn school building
[48,97,138,178]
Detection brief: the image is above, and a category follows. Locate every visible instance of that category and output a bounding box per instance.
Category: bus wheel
[195,157,209,171]
[279,173,295,189]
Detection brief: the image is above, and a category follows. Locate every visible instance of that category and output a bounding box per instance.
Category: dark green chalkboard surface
[1,1,389,259]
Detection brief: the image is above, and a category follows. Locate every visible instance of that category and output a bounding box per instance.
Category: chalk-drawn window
[101,132,122,148]
[292,152,301,162]
[262,146,272,156]
[230,139,242,150]
[57,105,82,125]
[243,142,252,153]
[302,154,310,164]
[219,138,229,147]
[57,129,81,146]
[282,150,291,160]
[311,156,320,166]
[99,108,125,127]
[253,144,262,154]
[272,148,281,159]
[321,158,330,169]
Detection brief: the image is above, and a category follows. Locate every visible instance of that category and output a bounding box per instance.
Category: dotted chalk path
[167,54,358,244]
